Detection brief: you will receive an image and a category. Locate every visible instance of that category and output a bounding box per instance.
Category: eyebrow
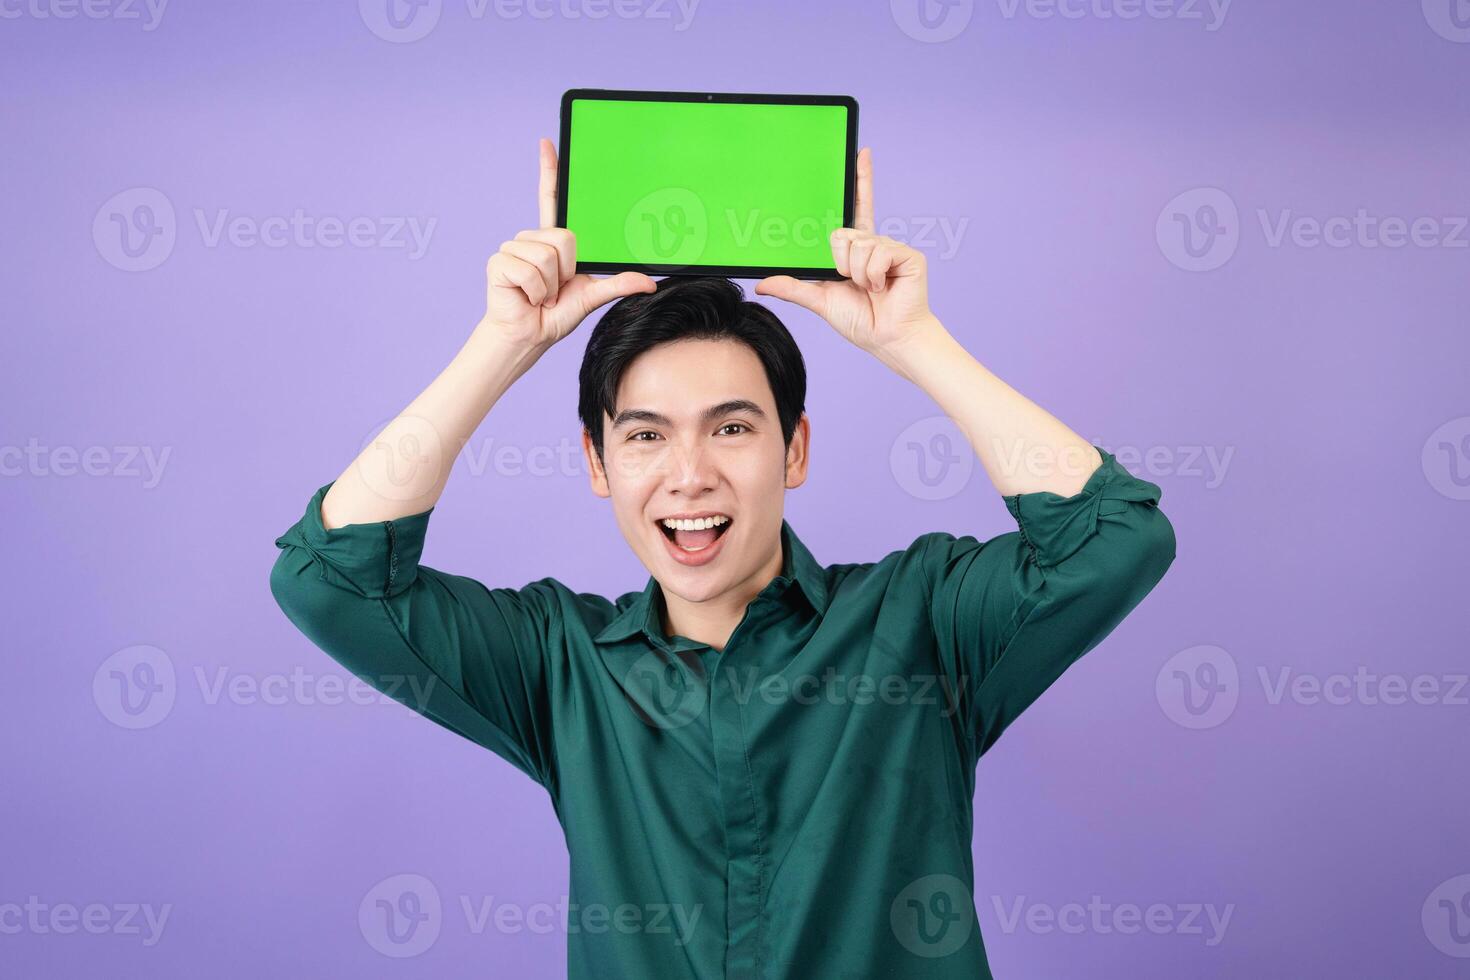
[611,399,768,431]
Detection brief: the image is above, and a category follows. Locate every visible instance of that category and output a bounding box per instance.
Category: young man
[269,139,1176,978]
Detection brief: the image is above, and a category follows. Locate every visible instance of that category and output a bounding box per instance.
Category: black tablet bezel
[557,88,858,281]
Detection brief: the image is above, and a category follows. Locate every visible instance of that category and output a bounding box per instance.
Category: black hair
[578,276,807,465]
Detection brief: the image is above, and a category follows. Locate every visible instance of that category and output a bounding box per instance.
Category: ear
[784,413,811,490]
[583,427,610,498]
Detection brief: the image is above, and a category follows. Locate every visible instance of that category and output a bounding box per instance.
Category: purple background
[3,0,1468,976]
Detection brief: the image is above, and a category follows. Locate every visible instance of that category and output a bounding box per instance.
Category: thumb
[577,271,658,312]
[755,276,827,316]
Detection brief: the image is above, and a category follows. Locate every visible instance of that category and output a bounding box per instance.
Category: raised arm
[757,146,1100,497]
[268,139,653,784]
[757,148,1176,758]
[321,138,655,528]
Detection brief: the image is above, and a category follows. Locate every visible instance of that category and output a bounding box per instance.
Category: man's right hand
[481,138,657,350]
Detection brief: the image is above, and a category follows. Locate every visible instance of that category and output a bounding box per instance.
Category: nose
[663,440,719,497]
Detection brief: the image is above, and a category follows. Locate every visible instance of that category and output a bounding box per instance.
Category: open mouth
[657,517,734,554]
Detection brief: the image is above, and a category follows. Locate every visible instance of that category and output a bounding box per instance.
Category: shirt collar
[594,518,829,647]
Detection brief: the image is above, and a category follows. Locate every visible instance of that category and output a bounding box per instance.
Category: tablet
[558,89,858,280]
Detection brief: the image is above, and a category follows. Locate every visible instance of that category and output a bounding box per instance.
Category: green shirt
[269,448,1175,979]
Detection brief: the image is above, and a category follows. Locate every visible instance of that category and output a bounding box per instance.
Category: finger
[575,271,658,311]
[490,253,548,306]
[515,227,576,283]
[866,243,897,293]
[754,276,828,316]
[847,236,877,290]
[853,147,874,234]
[502,239,561,306]
[538,137,559,230]
[830,228,855,278]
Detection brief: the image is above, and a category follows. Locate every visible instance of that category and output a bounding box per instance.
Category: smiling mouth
[658,518,734,553]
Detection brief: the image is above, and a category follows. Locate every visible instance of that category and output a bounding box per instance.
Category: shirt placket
[708,588,782,980]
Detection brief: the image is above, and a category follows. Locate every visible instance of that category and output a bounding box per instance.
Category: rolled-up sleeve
[268,483,557,788]
[922,448,1177,759]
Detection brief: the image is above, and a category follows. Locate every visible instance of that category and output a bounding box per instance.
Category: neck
[660,532,785,653]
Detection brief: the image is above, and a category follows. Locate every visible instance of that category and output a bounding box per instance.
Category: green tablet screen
[563,96,852,275]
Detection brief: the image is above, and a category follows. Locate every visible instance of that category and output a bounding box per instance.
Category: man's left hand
[755,147,940,357]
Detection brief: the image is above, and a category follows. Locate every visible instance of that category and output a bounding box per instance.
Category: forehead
[611,338,774,419]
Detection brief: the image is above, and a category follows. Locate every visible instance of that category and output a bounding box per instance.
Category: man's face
[584,337,809,606]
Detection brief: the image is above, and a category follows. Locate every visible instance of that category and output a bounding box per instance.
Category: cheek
[603,457,658,515]
[737,451,788,488]
[606,446,674,487]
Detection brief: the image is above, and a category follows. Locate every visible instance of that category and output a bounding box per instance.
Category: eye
[628,431,661,442]
[718,423,751,436]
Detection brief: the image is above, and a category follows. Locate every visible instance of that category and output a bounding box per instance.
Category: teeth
[660,515,731,532]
